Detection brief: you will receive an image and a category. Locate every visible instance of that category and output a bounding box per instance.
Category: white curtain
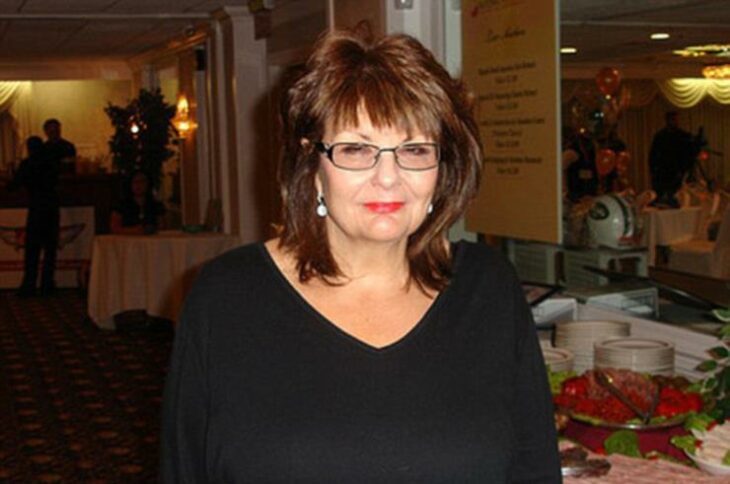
[0,81,33,167]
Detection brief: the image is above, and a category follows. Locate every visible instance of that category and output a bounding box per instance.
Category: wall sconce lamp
[173,94,197,138]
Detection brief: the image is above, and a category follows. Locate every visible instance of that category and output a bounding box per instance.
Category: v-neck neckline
[257,242,463,355]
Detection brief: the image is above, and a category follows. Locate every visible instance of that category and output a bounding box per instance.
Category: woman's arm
[508,280,562,483]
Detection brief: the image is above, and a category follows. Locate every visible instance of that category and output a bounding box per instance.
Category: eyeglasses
[314,141,440,171]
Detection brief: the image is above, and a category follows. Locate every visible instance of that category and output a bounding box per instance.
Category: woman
[162,31,560,483]
[110,170,165,235]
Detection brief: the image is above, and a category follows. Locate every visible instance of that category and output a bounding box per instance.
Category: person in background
[110,170,165,235]
[161,31,560,482]
[7,136,60,297]
[43,118,76,176]
[564,126,598,201]
[649,111,698,208]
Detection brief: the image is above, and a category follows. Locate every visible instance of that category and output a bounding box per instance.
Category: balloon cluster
[567,67,633,192]
[569,67,631,138]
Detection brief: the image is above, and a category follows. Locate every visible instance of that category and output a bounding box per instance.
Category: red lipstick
[364,202,404,214]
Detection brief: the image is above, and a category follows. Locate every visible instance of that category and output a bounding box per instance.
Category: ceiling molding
[127,28,211,68]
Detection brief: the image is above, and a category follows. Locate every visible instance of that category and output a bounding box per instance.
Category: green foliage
[695,320,730,422]
[604,430,642,458]
[105,88,177,190]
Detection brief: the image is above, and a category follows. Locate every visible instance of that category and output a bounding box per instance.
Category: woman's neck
[329,238,411,289]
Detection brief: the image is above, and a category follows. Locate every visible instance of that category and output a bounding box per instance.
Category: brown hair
[278,30,483,292]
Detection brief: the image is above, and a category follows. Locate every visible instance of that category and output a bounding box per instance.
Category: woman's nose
[371,151,401,188]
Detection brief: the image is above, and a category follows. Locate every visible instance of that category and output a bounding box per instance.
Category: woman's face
[315,111,439,251]
[131,173,148,198]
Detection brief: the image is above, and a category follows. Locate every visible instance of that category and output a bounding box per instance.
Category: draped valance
[563,78,730,108]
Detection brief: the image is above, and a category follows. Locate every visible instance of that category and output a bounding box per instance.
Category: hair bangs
[322,69,441,142]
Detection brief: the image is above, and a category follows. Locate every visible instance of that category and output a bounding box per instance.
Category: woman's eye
[401,145,430,156]
[340,144,366,154]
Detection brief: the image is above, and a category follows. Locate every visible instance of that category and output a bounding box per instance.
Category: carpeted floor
[0,290,173,483]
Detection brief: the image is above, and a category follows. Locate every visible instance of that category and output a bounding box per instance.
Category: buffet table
[87,231,240,329]
[545,302,727,480]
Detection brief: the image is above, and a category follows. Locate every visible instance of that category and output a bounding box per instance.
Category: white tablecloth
[87,231,240,329]
[641,207,701,265]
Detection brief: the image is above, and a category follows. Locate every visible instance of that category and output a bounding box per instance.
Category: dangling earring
[316,193,328,217]
[427,203,434,214]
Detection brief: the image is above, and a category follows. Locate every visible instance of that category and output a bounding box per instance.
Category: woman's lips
[364,202,404,214]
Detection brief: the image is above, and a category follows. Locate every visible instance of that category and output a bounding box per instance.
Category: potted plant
[105,88,177,190]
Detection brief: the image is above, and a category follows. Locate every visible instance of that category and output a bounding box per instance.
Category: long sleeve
[508,280,562,483]
[160,275,211,483]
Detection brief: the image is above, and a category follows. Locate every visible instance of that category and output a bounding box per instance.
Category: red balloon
[596,149,617,177]
[596,67,621,96]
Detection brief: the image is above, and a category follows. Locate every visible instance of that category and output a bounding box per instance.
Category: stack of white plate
[541,346,574,373]
[554,320,631,373]
[594,337,675,376]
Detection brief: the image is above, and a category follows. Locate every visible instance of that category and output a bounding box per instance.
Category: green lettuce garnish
[684,412,715,432]
[604,430,642,458]
[547,369,575,395]
[670,435,697,455]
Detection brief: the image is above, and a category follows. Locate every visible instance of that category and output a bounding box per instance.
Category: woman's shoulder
[449,239,522,300]
[196,242,269,287]
[452,239,517,279]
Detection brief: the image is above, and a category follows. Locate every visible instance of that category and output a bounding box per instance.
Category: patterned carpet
[0,290,173,483]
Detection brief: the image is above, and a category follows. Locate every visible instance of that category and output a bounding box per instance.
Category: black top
[161,241,561,483]
[649,126,697,178]
[8,152,59,210]
[112,197,165,228]
[44,138,76,175]
[565,135,597,201]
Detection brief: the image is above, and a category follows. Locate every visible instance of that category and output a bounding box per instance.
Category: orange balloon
[616,151,630,175]
[596,149,617,177]
[596,67,621,96]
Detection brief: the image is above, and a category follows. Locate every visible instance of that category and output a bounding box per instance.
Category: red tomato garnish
[562,377,589,397]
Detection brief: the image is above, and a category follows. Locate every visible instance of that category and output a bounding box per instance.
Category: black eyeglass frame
[313,141,440,171]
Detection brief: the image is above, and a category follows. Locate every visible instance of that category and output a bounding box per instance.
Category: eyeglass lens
[330,143,438,170]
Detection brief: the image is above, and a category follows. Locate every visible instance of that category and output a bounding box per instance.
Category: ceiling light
[650,33,670,40]
[702,64,730,79]
[560,47,578,54]
[674,44,730,58]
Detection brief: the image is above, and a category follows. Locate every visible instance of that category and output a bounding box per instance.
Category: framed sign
[462,0,562,243]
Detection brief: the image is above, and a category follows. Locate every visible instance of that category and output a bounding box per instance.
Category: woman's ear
[314,172,323,195]
[300,138,310,149]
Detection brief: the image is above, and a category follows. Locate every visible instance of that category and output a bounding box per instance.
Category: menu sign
[462,0,562,243]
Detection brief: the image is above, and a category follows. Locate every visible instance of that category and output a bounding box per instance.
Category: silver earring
[427,203,434,214]
[316,193,328,217]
